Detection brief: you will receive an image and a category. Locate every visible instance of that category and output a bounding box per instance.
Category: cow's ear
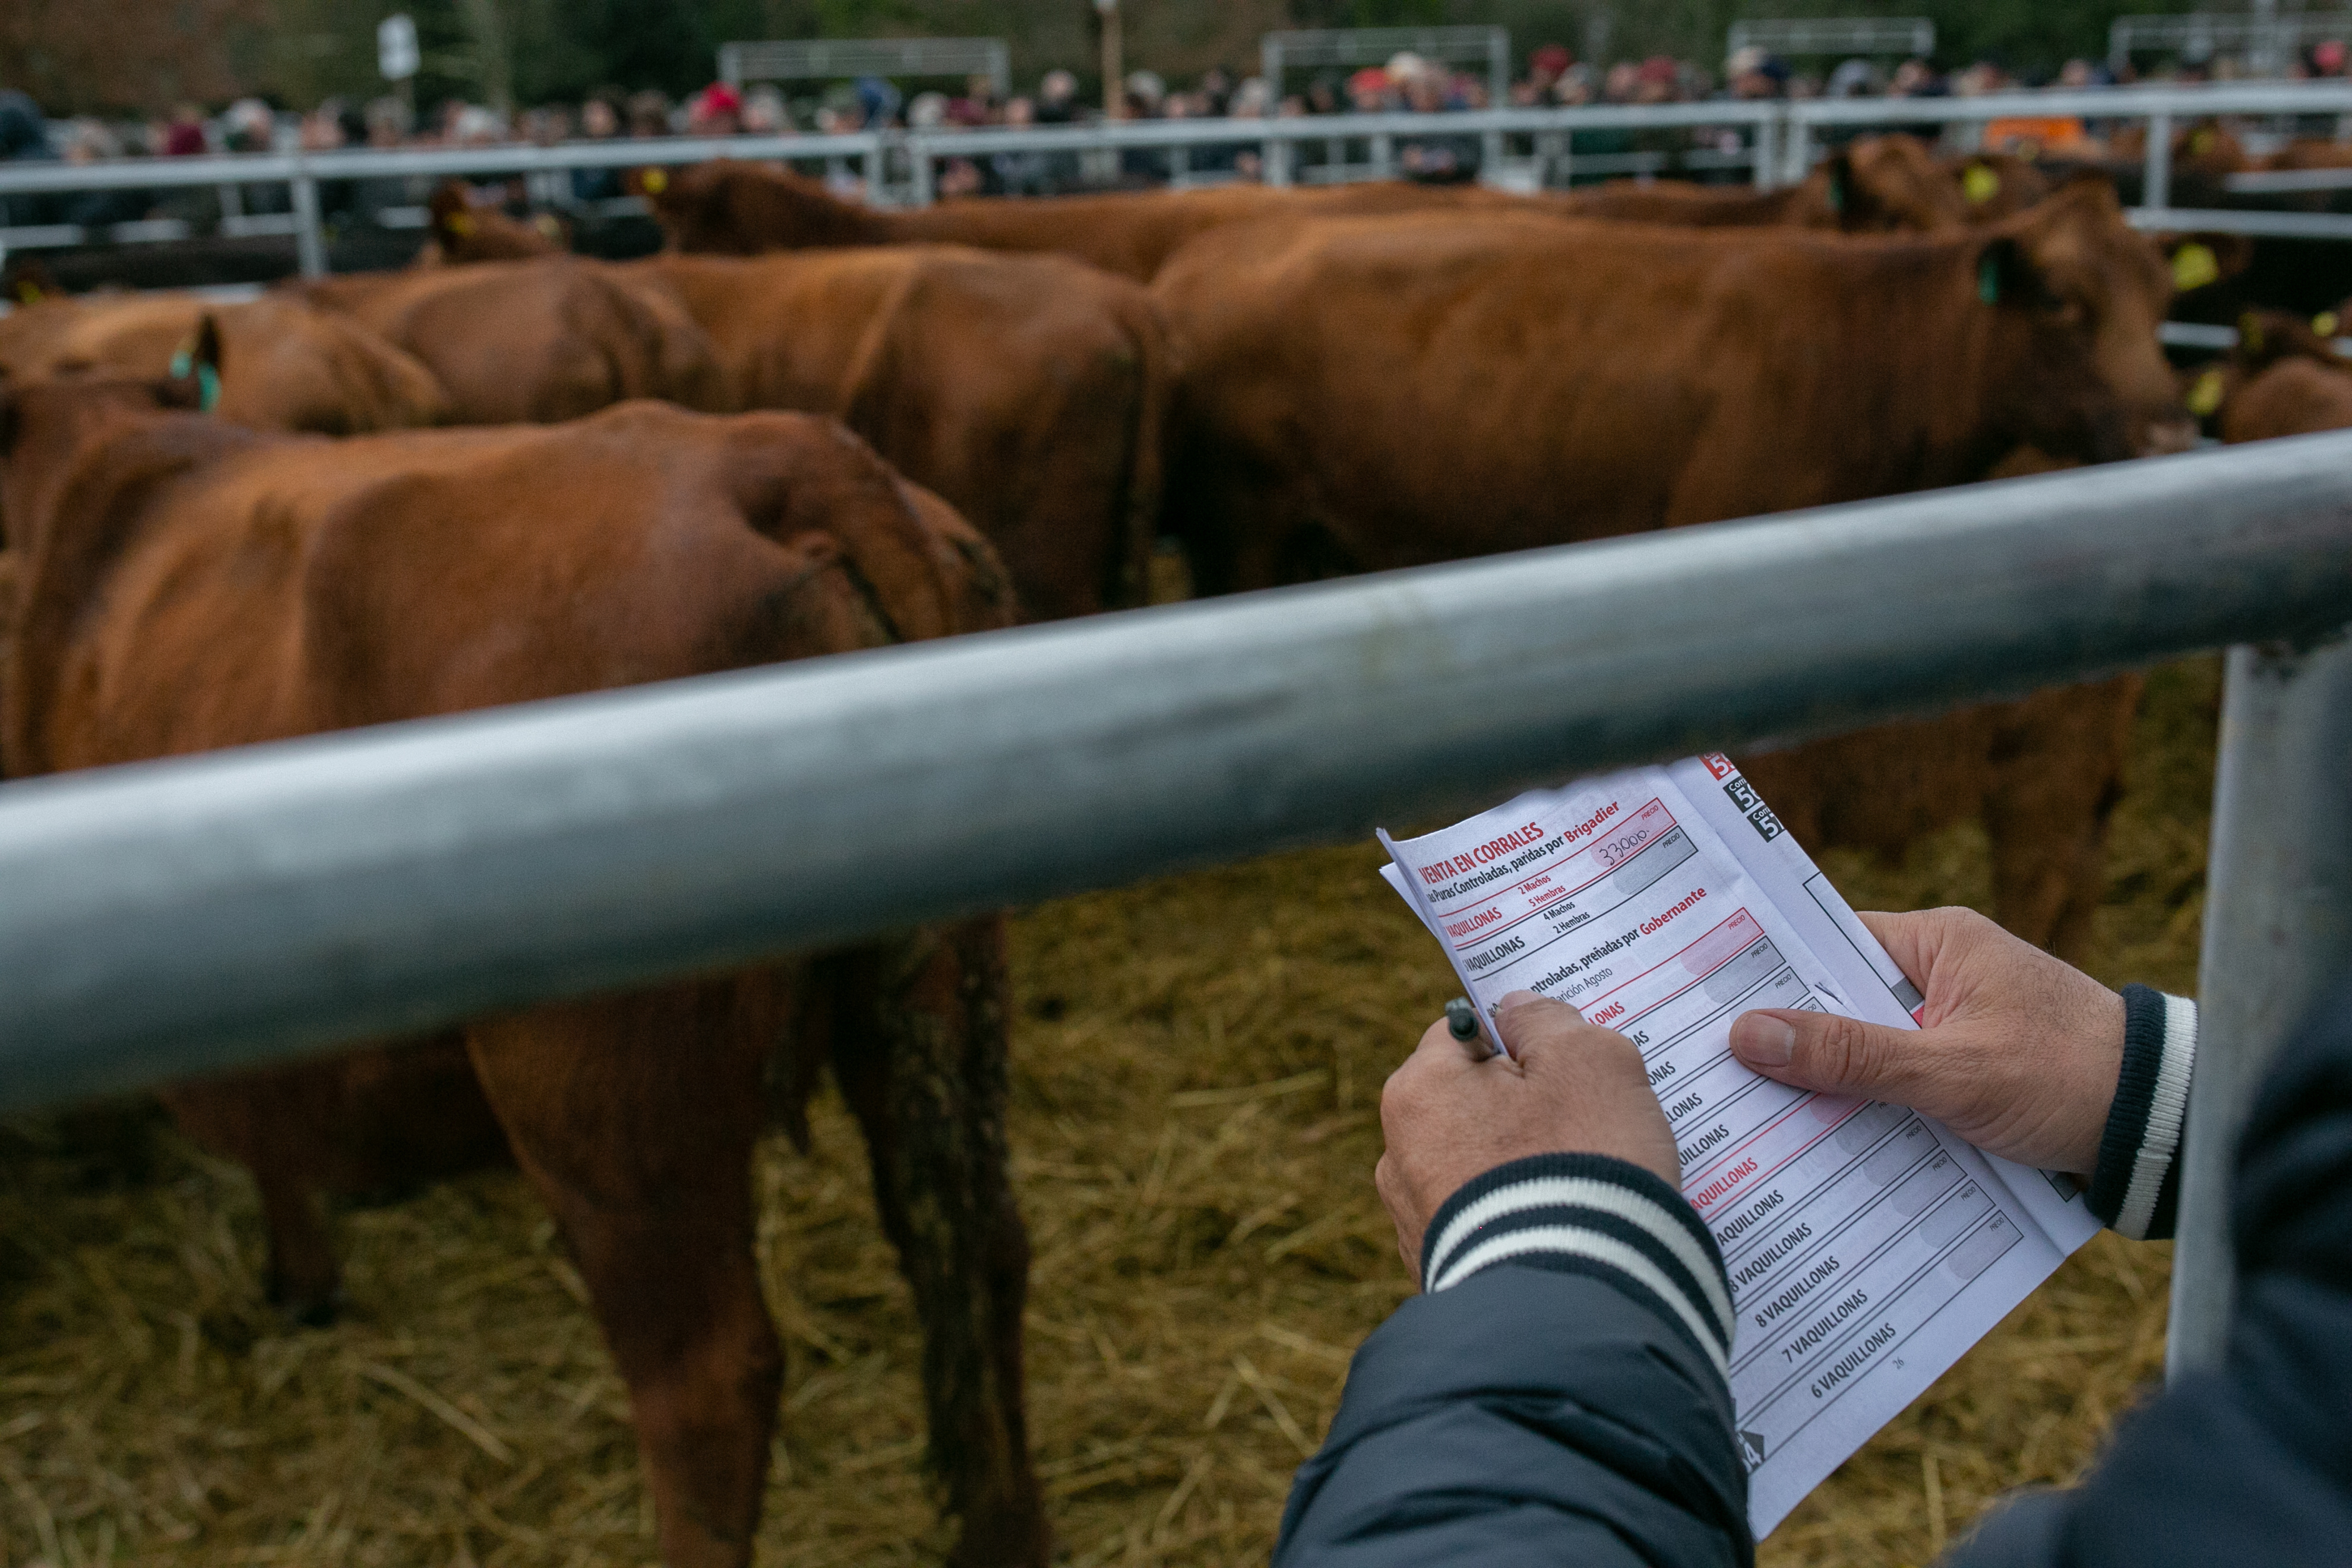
[1976,236,2046,309]
[165,314,224,413]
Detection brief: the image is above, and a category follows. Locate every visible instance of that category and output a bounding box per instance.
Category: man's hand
[1730,906,2123,1177]
[1376,991,1677,1272]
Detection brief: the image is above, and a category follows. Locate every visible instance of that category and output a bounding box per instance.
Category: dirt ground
[0,658,2218,1568]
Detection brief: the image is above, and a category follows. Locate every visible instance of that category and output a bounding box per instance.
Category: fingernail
[1497,989,1542,1009]
[1734,1016,1797,1067]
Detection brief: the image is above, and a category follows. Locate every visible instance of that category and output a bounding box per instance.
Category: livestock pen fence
[0,440,2347,1380]
[11,81,2352,276]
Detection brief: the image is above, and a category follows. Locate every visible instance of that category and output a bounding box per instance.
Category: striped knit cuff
[1418,1152,1734,1382]
[2087,986,2196,1241]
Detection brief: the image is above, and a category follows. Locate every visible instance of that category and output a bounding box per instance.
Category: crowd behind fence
[17,22,2352,270]
[10,81,2352,279]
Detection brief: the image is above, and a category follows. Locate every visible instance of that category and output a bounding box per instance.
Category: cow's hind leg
[465,979,786,1568]
[829,921,1047,1568]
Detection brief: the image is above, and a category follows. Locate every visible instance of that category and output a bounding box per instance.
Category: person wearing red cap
[689,84,743,136]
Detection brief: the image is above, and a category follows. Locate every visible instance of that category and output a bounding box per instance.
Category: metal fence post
[2167,633,2352,1377]
[291,169,326,278]
[1267,132,1294,188]
[907,132,935,207]
[1752,111,1778,191]
[2146,109,2174,213]
[862,140,886,202]
[1782,106,1812,187]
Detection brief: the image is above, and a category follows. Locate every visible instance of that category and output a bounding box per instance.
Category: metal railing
[10,83,2352,276]
[717,37,1011,97]
[2111,10,2352,74]
[0,438,2346,1380]
[1727,17,1936,59]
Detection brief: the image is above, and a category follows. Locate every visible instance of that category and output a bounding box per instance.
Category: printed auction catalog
[1378,754,2098,1537]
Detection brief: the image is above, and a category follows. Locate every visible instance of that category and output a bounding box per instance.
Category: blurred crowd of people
[5,33,2352,228]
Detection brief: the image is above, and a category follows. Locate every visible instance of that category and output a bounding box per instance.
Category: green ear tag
[168,349,191,379]
[1978,252,2001,305]
[197,362,221,413]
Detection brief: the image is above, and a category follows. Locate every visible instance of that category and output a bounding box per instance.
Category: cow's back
[2221,357,2352,442]
[305,260,722,423]
[13,403,994,775]
[641,247,1168,617]
[0,294,446,432]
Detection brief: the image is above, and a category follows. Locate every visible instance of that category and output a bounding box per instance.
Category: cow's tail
[1109,290,1174,610]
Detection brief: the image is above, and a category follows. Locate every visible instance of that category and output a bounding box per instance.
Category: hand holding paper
[1377,992,1677,1269]
[1730,906,2126,1178]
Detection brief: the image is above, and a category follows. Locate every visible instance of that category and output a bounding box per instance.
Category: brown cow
[0,370,1044,1568]
[1157,179,2186,589]
[419,176,572,263]
[1946,151,2056,221]
[633,248,1167,617]
[0,292,448,432]
[650,159,1537,280]
[300,258,725,422]
[1566,135,1974,232]
[651,137,1996,285]
[2215,311,2352,442]
[1155,181,2186,956]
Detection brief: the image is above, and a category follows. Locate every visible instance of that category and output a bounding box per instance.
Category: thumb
[1730,1008,1937,1105]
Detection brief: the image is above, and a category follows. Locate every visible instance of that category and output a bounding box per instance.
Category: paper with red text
[1379,755,2098,1537]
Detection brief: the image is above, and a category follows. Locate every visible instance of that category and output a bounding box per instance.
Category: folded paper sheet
[1379,754,2098,1536]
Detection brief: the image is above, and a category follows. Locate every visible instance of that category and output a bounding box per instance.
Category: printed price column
[1712,1104,2022,1472]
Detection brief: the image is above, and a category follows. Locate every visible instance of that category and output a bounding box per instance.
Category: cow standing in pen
[305,248,1170,621]
[1152,180,2190,959]
[0,354,1048,1568]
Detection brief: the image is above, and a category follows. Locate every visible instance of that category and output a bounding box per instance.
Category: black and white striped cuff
[1418,1152,1734,1380]
[2087,986,2196,1242]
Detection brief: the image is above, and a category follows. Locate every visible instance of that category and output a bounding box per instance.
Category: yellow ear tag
[2316,311,2340,338]
[642,167,669,194]
[2187,369,2225,418]
[2239,312,2266,353]
[444,211,475,236]
[2171,243,2220,292]
[14,280,39,304]
[534,213,562,237]
[1962,163,2001,205]
[2190,129,2214,154]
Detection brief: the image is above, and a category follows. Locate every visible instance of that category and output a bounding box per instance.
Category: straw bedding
[0,656,2216,1567]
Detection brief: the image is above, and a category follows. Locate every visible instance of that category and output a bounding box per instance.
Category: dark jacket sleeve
[1273,1153,1752,1568]
[1948,979,2352,1567]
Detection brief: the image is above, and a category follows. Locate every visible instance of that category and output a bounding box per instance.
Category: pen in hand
[1446,997,1498,1061]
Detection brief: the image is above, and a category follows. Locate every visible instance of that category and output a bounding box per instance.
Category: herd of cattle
[2,130,2345,1567]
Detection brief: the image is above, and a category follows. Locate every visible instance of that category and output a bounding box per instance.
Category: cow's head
[1974,178,2193,463]
[1828,135,1970,232]
[647,160,881,255]
[0,318,222,549]
[424,179,566,264]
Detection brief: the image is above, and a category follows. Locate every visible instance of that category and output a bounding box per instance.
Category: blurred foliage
[0,0,2258,116]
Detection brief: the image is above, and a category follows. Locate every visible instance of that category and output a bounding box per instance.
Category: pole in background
[1096,0,1125,119]
[2167,634,2352,1377]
